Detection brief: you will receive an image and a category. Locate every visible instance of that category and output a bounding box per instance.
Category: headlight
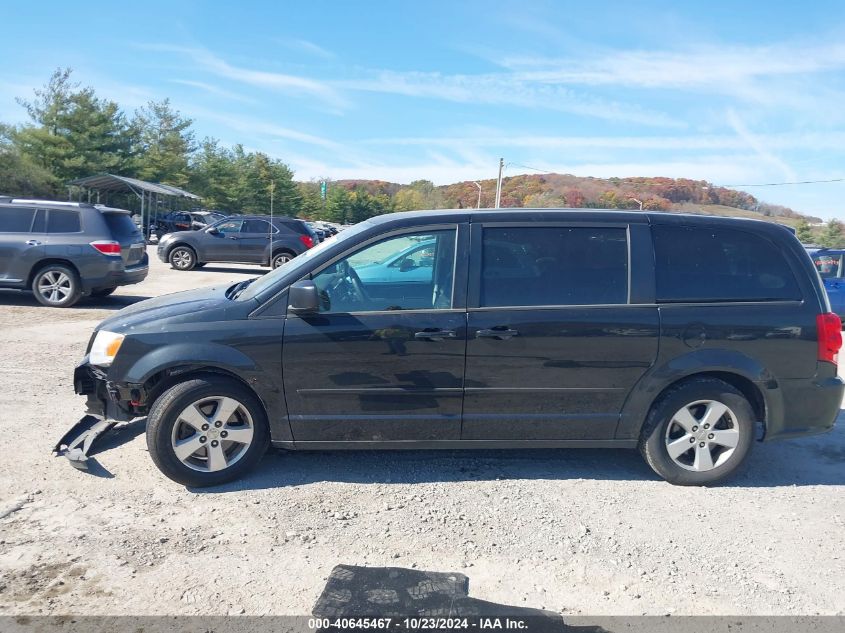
[89,330,125,366]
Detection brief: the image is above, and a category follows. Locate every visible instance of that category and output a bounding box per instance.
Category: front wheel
[146,376,270,486]
[639,378,755,485]
[169,246,197,271]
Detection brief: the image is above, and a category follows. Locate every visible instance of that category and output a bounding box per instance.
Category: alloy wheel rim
[170,396,255,472]
[664,399,740,472]
[273,254,292,268]
[172,250,192,269]
[38,271,72,304]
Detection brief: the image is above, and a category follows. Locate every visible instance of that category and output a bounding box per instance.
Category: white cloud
[498,42,845,88]
[338,71,685,128]
[139,44,345,108]
[169,79,256,104]
[281,38,335,60]
[725,108,796,182]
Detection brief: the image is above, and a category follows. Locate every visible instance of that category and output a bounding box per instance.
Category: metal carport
[67,174,201,240]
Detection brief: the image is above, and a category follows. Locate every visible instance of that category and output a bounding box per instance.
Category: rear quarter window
[653,225,802,302]
[102,212,140,240]
[46,209,81,233]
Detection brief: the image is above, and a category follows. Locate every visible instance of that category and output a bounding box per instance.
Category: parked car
[57,209,842,487]
[806,247,845,320]
[306,222,326,242]
[0,197,148,307]
[156,215,315,270]
[152,210,227,240]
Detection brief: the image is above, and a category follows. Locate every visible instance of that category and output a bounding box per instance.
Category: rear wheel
[32,264,82,307]
[271,251,295,269]
[169,246,197,271]
[639,378,755,485]
[146,375,270,486]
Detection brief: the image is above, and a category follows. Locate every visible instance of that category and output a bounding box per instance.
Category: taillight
[90,241,122,256]
[299,235,314,249]
[816,312,842,365]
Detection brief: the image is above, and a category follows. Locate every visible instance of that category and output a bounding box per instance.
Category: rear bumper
[765,368,844,441]
[81,254,149,292]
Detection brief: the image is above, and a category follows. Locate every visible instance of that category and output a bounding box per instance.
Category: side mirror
[399,259,415,272]
[288,279,319,315]
[207,227,219,235]
[191,221,203,230]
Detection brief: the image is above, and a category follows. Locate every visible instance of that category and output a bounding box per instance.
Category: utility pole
[472,181,482,209]
[494,158,504,208]
[630,197,643,211]
[269,181,275,242]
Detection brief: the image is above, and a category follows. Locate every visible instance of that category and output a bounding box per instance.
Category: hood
[96,284,232,333]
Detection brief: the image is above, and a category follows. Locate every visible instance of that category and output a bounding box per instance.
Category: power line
[719,177,845,188]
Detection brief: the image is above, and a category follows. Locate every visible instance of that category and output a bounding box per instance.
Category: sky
[2,0,845,218]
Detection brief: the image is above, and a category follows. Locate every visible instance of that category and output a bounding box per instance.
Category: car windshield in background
[234,220,372,302]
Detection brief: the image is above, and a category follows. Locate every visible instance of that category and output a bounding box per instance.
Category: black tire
[146,375,271,487]
[90,287,117,297]
[639,377,755,485]
[271,250,296,269]
[31,264,82,307]
[168,245,197,271]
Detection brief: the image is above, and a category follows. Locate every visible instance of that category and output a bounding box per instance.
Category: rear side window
[242,219,275,233]
[47,209,81,233]
[103,213,139,240]
[0,207,35,232]
[653,226,801,302]
[480,226,629,307]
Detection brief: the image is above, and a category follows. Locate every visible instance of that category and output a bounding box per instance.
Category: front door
[462,223,659,441]
[203,219,243,262]
[282,226,467,442]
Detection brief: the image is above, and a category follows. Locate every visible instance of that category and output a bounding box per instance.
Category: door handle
[476,328,519,340]
[25,240,42,246]
[228,236,239,240]
[414,329,456,340]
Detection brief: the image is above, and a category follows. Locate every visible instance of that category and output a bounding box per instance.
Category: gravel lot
[0,247,844,616]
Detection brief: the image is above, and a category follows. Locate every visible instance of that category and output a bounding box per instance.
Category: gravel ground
[0,248,843,616]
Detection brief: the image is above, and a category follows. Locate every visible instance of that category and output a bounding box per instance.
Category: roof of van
[363,207,797,235]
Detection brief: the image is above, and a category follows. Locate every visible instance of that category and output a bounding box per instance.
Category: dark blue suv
[807,248,845,320]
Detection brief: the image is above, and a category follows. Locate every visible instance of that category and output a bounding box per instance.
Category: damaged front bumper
[52,361,145,469]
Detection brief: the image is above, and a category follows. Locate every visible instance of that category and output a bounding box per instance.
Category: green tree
[14,68,133,182]
[795,220,814,244]
[819,219,845,248]
[189,138,238,211]
[0,123,59,196]
[229,146,301,215]
[131,99,194,187]
[296,180,328,219]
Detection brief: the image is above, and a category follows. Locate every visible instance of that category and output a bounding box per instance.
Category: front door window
[312,230,456,312]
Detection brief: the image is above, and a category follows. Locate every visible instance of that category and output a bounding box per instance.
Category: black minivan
[57,209,843,486]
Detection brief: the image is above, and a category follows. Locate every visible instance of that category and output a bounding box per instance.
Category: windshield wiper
[228,278,256,300]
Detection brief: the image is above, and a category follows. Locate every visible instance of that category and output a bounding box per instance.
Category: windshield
[235,220,373,302]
